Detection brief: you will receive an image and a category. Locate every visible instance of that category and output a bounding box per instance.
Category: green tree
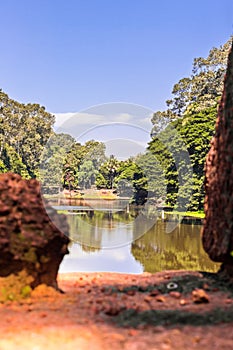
[63,140,106,190]
[78,160,98,189]
[148,104,217,210]
[95,155,120,189]
[40,132,76,193]
[83,140,106,167]
[0,89,55,178]
[149,123,190,209]
[179,104,217,210]
[114,160,148,204]
[1,144,30,178]
[135,152,166,200]
[148,38,232,211]
[151,37,231,134]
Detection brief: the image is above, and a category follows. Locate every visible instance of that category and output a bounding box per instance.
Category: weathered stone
[0,173,70,289]
[202,41,233,277]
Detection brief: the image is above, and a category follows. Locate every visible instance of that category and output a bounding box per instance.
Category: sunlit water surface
[46,198,219,274]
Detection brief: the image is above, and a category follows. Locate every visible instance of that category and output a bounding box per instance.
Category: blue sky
[0,0,232,117]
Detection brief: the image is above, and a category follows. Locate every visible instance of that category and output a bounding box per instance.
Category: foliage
[40,132,76,193]
[148,121,192,210]
[135,152,166,200]
[1,38,230,210]
[95,157,149,204]
[148,104,217,210]
[151,37,231,134]
[78,160,98,189]
[1,144,30,178]
[95,155,120,189]
[178,105,217,209]
[148,38,232,211]
[0,89,55,178]
[114,160,148,204]
[63,140,106,190]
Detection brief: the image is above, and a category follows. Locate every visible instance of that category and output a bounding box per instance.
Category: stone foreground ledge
[0,172,70,289]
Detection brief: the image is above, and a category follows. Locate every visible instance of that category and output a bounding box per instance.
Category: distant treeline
[0,37,232,210]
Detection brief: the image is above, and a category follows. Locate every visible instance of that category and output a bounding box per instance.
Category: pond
[46,198,220,274]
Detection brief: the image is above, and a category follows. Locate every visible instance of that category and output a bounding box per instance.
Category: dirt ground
[0,270,233,350]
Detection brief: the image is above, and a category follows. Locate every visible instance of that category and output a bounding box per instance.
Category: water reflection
[50,197,159,248]
[47,198,220,274]
[131,222,220,273]
[59,243,143,274]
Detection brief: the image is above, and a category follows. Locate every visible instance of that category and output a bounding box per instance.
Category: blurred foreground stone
[202,41,233,278]
[0,173,70,289]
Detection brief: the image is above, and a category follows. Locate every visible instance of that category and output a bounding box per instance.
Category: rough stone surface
[0,172,70,289]
[202,41,233,276]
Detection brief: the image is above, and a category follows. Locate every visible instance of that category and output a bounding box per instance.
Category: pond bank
[162,212,204,225]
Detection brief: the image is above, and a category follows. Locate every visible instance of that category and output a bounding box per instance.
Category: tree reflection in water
[54,199,220,273]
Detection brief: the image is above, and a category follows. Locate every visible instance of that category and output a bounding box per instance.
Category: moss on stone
[0,270,34,302]
[22,247,37,263]
[40,255,50,263]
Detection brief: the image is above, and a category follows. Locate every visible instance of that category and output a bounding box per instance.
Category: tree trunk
[202,41,233,278]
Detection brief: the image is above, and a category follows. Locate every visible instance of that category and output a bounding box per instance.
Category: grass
[82,193,117,200]
[164,211,205,219]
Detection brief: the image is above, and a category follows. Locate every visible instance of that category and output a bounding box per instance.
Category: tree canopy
[148,37,232,210]
[0,37,231,210]
[0,89,55,178]
[151,37,232,135]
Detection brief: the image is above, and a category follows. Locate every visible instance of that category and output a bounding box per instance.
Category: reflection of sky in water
[54,200,219,275]
[59,243,143,274]
[66,209,158,248]
[58,219,220,274]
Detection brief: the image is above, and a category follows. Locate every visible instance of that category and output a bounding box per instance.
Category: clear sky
[0,0,233,116]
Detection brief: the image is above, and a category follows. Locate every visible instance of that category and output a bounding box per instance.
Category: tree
[135,152,166,200]
[114,159,148,204]
[1,144,30,178]
[95,155,120,189]
[151,37,232,135]
[148,104,217,211]
[148,38,233,211]
[83,140,106,168]
[63,140,106,190]
[178,104,217,210]
[40,132,76,193]
[78,160,98,189]
[0,89,55,178]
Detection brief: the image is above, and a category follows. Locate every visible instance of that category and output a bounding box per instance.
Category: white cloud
[54,112,106,129]
[54,111,152,132]
[112,113,133,123]
[52,104,153,158]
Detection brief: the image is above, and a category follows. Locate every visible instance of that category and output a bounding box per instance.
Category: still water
[46,198,220,274]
